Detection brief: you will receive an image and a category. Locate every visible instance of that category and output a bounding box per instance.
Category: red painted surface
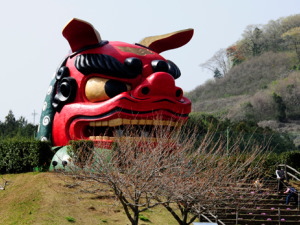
[51,19,193,147]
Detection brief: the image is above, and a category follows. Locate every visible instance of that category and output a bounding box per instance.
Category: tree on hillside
[282,27,300,62]
[200,48,231,77]
[63,120,268,225]
[226,45,245,66]
[272,93,287,122]
[271,71,300,119]
[203,14,300,74]
[240,25,265,58]
[281,14,300,32]
[213,68,222,79]
[262,19,286,52]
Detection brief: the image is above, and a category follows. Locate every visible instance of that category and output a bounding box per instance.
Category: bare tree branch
[59,119,269,225]
[200,48,231,77]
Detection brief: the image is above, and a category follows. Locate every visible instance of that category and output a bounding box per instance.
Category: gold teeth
[89,136,115,141]
[89,118,181,127]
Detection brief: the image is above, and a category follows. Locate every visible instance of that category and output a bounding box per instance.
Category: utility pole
[32,110,38,125]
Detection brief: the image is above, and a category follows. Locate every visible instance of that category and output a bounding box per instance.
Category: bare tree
[200,48,231,78]
[63,122,196,225]
[155,131,268,225]
[61,120,269,225]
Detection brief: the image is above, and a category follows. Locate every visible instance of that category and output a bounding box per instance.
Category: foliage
[272,93,287,122]
[213,68,223,79]
[240,25,265,58]
[187,113,295,153]
[279,150,300,171]
[261,153,281,176]
[191,14,300,124]
[262,151,300,176]
[226,14,300,65]
[226,45,245,66]
[190,51,292,105]
[223,71,300,123]
[0,110,37,140]
[270,72,300,119]
[282,26,300,62]
[0,111,52,173]
[0,140,52,173]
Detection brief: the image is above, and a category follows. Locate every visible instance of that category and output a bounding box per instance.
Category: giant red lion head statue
[37,18,193,148]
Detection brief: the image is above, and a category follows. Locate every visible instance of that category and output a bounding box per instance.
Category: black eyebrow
[167,60,181,79]
[75,54,142,79]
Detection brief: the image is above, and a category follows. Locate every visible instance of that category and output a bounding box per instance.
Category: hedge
[262,150,300,177]
[0,139,53,173]
[279,150,300,171]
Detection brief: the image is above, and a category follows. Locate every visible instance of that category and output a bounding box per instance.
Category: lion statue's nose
[131,72,183,100]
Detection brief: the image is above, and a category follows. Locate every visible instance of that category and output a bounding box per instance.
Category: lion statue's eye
[85,77,131,102]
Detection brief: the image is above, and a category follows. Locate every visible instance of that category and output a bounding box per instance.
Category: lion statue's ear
[62,18,102,53]
[138,28,194,53]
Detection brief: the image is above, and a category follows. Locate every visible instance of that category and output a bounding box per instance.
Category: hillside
[187,14,300,148]
[0,172,175,225]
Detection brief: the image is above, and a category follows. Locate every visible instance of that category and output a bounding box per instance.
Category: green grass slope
[0,172,176,225]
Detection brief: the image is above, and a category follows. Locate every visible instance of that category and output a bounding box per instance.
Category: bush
[0,139,52,173]
[262,151,300,177]
[279,150,300,170]
[262,153,282,177]
[187,113,296,154]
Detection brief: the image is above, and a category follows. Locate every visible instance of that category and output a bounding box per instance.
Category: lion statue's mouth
[86,118,181,141]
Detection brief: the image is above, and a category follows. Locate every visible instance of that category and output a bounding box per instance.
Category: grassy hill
[186,14,300,148]
[0,172,176,225]
[188,52,300,120]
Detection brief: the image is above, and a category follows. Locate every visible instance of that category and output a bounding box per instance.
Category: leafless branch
[58,119,269,225]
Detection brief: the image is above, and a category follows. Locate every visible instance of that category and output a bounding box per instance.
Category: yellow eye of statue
[85,77,131,102]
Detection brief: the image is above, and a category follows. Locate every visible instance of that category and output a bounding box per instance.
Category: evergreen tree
[0,110,37,139]
[213,68,223,79]
[273,93,287,122]
[4,110,17,138]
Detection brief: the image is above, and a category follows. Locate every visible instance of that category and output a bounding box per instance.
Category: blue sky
[0,0,299,122]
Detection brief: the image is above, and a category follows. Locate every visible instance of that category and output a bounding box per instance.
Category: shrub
[272,93,287,122]
[262,151,300,177]
[262,153,282,176]
[279,150,300,170]
[187,113,296,154]
[0,139,52,173]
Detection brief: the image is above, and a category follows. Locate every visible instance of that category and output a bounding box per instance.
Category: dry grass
[0,172,177,225]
